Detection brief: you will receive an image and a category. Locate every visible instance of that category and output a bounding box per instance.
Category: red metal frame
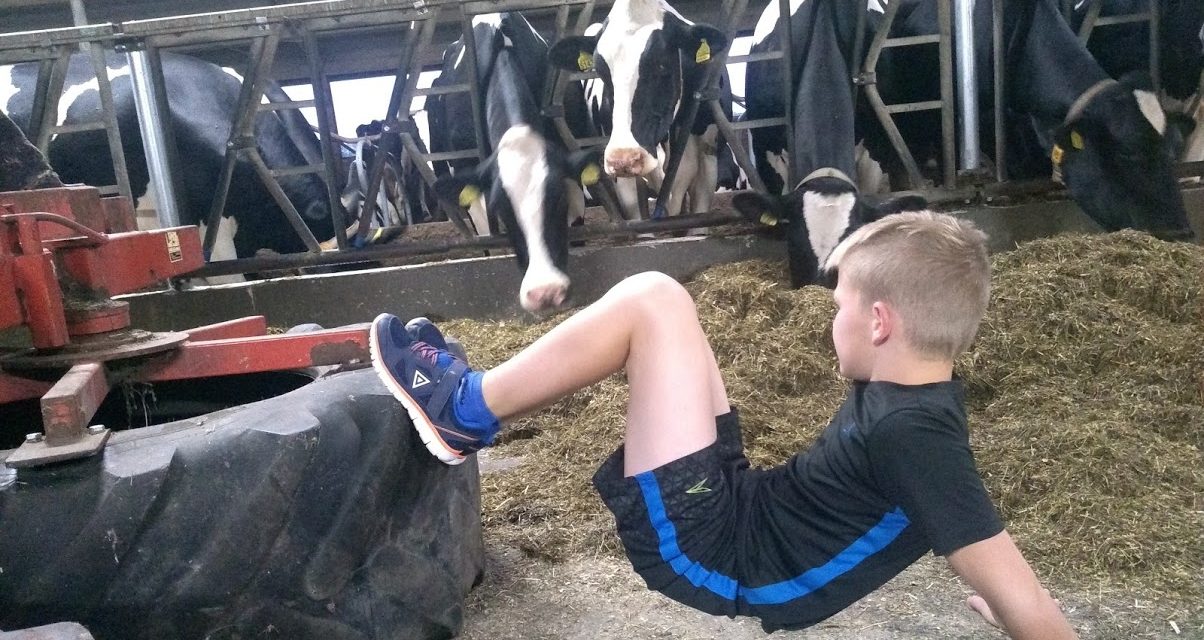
[0,186,374,468]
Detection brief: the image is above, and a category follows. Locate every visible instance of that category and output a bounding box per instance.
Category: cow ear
[565,147,604,186]
[549,36,599,72]
[433,163,493,209]
[733,191,788,227]
[667,23,728,63]
[1117,70,1155,93]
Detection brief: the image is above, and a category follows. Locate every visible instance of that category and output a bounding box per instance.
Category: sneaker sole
[369,317,466,466]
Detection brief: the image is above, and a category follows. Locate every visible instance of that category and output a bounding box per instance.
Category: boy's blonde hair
[824,211,991,360]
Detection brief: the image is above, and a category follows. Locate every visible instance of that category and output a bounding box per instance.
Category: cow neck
[1063,79,1118,125]
[795,167,856,192]
[1014,0,1112,122]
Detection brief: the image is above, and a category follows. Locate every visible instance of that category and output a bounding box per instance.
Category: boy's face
[832,277,875,380]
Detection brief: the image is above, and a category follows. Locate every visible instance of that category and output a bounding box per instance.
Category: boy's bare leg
[481,272,730,475]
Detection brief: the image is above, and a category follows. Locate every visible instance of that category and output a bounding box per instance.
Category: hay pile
[444,230,1203,603]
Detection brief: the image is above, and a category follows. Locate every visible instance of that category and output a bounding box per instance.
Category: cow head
[434,126,602,312]
[549,8,726,178]
[734,178,928,288]
[1051,73,1196,242]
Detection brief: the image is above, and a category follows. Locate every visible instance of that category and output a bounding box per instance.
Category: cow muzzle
[520,270,571,313]
[605,146,656,178]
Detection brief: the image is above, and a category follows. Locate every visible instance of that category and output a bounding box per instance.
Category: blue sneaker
[405,317,448,351]
[369,313,492,465]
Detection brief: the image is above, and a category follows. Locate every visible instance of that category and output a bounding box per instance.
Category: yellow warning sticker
[166,230,183,263]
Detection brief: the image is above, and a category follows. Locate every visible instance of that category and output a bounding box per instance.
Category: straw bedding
[443,230,1203,603]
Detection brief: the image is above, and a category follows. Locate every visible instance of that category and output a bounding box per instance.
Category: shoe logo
[411,370,431,389]
[685,478,711,494]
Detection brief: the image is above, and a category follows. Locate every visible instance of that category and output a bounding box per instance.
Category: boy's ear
[733,191,788,227]
[434,158,495,208]
[565,147,604,186]
[549,35,600,72]
[666,21,728,63]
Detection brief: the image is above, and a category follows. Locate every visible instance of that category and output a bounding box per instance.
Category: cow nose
[605,147,652,177]
[522,282,569,313]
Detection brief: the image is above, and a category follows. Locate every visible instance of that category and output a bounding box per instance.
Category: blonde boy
[368,211,1076,637]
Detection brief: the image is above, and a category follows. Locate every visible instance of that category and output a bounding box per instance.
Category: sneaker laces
[410,341,452,368]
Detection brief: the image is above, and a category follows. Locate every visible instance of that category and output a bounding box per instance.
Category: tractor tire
[0,368,484,640]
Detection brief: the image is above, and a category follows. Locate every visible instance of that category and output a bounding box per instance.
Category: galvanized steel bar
[861,0,926,188]
[1147,0,1159,93]
[127,47,183,226]
[952,0,975,174]
[246,147,323,252]
[777,0,796,188]
[992,0,1005,181]
[460,8,491,163]
[203,33,278,257]
[397,131,476,237]
[301,27,348,250]
[34,51,71,153]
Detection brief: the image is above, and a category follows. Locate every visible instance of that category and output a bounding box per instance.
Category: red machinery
[0,186,370,468]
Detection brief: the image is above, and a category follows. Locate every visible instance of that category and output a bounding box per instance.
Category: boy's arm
[946,530,1077,639]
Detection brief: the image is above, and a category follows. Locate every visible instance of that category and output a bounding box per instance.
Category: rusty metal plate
[4,427,110,468]
[0,329,188,369]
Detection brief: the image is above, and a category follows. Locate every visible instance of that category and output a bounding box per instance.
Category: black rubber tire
[0,368,484,640]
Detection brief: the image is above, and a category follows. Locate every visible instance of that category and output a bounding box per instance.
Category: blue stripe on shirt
[635,471,910,605]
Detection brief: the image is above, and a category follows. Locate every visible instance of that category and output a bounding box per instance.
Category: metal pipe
[68,0,89,27]
[992,0,1005,181]
[186,212,751,279]
[1148,0,1159,93]
[777,0,796,188]
[127,47,182,226]
[301,27,347,250]
[953,0,978,172]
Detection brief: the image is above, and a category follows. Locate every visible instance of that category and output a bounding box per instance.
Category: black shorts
[593,408,759,620]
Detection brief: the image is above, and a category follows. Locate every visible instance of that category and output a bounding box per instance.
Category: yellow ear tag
[577,51,593,72]
[580,163,601,186]
[458,184,481,207]
[1070,130,1085,150]
[1051,144,1064,166]
[759,212,777,227]
[695,39,711,64]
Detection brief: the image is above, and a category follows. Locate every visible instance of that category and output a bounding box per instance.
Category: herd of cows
[1,0,1201,311]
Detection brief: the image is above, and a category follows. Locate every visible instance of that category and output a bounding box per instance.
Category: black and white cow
[548,0,731,219]
[1070,0,1204,163]
[426,12,600,313]
[862,0,1196,241]
[0,51,374,263]
[738,0,906,287]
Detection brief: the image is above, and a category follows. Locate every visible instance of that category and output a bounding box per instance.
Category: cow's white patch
[752,0,807,45]
[194,217,247,285]
[473,14,514,47]
[802,190,855,265]
[596,0,668,177]
[867,0,887,12]
[221,67,244,83]
[1133,89,1166,135]
[765,149,789,194]
[495,125,568,310]
[1,65,18,113]
[614,176,641,220]
[56,65,131,128]
[854,142,889,194]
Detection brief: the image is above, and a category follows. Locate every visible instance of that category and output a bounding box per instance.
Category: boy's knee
[613,272,692,309]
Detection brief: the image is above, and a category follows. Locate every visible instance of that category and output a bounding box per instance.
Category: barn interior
[1,0,1202,638]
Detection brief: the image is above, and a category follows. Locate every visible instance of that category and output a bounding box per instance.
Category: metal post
[301,27,347,250]
[127,46,182,227]
[953,0,978,172]
[778,0,796,189]
[1148,0,1159,94]
[992,0,1005,182]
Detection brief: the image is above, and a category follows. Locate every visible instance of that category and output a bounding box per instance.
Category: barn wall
[120,187,1204,329]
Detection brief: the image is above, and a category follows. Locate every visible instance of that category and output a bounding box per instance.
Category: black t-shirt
[744,379,1003,631]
